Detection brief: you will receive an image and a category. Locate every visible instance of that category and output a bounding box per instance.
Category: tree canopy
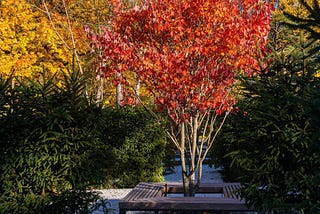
[88,0,275,195]
[0,0,70,77]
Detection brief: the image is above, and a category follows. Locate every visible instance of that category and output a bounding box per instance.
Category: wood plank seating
[223,183,242,199]
[122,182,165,201]
[119,182,254,214]
[119,182,165,214]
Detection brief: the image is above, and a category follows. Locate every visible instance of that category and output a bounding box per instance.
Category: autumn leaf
[0,0,70,78]
[89,0,274,123]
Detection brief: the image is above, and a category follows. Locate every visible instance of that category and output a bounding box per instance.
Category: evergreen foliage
[100,107,168,188]
[0,70,168,213]
[212,68,320,211]
[210,4,320,211]
[0,71,111,213]
[284,0,320,40]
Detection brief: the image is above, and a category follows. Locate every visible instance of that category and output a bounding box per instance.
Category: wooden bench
[122,182,165,201]
[119,182,165,214]
[223,182,242,199]
[119,182,254,213]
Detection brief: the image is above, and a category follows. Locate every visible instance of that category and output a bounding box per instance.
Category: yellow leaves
[278,0,311,17]
[274,0,318,23]
[0,0,70,78]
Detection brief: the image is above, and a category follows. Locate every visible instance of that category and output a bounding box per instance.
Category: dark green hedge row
[0,71,168,213]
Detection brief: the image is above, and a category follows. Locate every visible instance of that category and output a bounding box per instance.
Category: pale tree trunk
[115,70,123,108]
[175,109,230,197]
[135,77,140,105]
[180,116,198,197]
[96,74,104,105]
[180,121,190,196]
[11,78,15,89]
[190,114,199,195]
[116,84,123,108]
[116,83,123,107]
[94,0,104,104]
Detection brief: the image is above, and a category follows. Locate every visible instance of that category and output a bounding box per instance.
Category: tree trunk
[180,121,189,196]
[116,72,123,108]
[190,115,198,196]
[181,165,197,196]
[135,77,140,105]
[181,120,198,197]
[116,83,122,107]
[96,75,104,105]
[178,111,229,197]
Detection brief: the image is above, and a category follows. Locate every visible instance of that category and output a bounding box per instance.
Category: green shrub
[0,71,112,213]
[210,70,320,212]
[0,70,170,212]
[100,107,168,188]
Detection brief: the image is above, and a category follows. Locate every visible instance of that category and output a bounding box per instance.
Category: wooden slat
[122,182,164,201]
[223,183,242,199]
[120,197,252,211]
[164,182,224,194]
[120,182,253,213]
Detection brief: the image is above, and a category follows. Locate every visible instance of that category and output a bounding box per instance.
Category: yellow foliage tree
[31,0,117,104]
[0,0,70,78]
[272,0,320,76]
[0,0,153,105]
[277,0,312,16]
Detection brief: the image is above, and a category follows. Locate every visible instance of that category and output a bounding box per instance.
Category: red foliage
[87,0,274,123]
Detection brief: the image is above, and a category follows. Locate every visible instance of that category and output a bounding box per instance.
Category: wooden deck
[119,182,254,213]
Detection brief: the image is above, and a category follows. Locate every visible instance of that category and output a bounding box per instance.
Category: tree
[88,0,274,196]
[0,0,70,78]
[282,0,320,40]
[211,52,320,212]
[275,0,320,76]
[0,71,112,213]
[209,1,320,211]
[31,0,148,106]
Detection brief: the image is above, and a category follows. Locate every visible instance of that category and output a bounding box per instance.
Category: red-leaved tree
[86,0,274,196]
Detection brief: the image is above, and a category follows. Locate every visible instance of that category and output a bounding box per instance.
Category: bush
[210,70,320,212]
[0,70,170,212]
[100,107,168,188]
[0,71,113,213]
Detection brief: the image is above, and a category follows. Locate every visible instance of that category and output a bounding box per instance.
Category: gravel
[95,188,133,200]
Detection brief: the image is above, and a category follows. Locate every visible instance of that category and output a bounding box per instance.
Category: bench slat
[122,182,164,201]
[120,182,252,213]
[120,197,252,211]
[223,183,242,199]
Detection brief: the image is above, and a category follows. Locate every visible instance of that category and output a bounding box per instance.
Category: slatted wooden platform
[122,182,165,201]
[119,182,254,213]
[223,182,242,199]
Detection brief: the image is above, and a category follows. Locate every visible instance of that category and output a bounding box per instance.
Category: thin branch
[201,110,229,163]
[166,129,181,151]
[42,0,71,50]
[129,87,181,150]
[62,0,83,74]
